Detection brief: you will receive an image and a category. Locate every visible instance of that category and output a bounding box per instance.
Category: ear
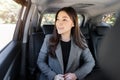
[72,24,74,27]
[72,23,74,27]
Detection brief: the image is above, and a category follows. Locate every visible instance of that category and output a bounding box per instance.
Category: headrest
[97,22,111,27]
[94,22,111,36]
[95,26,110,36]
[42,25,54,35]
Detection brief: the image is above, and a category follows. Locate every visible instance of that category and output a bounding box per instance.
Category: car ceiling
[31,0,120,17]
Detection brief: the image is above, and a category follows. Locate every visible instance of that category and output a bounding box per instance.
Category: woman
[37,7,95,80]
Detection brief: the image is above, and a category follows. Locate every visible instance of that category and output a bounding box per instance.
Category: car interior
[0,0,120,80]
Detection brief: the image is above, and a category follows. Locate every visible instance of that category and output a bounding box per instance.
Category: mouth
[57,27,64,30]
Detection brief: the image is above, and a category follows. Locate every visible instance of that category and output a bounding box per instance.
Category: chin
[58,32,62,35]
[57,31,63,34]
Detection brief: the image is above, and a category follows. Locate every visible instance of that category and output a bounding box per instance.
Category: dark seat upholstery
[90,22,111,68]
[84,22,111,80]
[28,27,45,80]
[28,25,54,80]
[80,25,95,58]
[42,25,54,35]
[80,26,90,47]
[81,27,89,40]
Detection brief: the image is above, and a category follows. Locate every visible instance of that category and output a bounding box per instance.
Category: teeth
[58,27,64,29]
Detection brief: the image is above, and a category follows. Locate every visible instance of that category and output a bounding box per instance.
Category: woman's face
[56,11,74,35]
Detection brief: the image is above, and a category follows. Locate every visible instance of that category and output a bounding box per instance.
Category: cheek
[67,20,74,27]
[66,23,74,29]
[65,22,72,27]
[64,25,73,31]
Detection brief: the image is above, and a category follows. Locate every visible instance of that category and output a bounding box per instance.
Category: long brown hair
[49,7,87,57]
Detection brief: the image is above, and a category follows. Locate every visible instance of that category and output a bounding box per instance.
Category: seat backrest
[42,25,54,35]
[80,24,95,56]
[28,27,45,77]
[28,25,54,78]
[90,22,111,67]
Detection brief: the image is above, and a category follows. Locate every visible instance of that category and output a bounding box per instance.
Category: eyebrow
[62,16,68,18]
[57,16,69,19]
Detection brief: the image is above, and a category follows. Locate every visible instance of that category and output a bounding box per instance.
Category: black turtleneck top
[60,40,71,72]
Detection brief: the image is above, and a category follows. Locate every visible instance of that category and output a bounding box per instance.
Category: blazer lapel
[55,42,64,73]
[66,40,78,72]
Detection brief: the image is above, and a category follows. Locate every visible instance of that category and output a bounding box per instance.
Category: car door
[0,0,31,80]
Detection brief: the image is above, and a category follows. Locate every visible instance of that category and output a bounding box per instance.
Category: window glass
[41,13,83,26]
[0,0,22,51]
[41,13,55,26]
[78,14,83,26]
[102,13,117,26]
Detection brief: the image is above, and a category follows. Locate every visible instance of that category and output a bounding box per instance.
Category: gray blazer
[37,34,95,80]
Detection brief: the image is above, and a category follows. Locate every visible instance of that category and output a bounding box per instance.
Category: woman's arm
[74,48,95,80]
[37,35,56,80]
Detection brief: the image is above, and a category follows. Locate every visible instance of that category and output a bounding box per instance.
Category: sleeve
[74,48,95,80]
[37,34,56,80]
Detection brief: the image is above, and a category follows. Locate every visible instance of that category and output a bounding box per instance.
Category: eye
[63,19,67,21]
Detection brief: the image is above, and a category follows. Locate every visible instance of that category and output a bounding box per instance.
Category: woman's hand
[64,73,77,80]
[54,74,64,80]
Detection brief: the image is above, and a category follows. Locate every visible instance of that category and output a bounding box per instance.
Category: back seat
[28,25,54,80]
[90,22,111,68]
[84,22,111,80]
[28,27,45,79]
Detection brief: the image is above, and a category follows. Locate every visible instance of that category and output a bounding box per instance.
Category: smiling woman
[37,7,95,80]
[0,0,21,51]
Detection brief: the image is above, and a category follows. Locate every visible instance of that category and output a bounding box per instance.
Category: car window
[41,13,55,26]
[0,0,22,51]
[41,13,83,26]
[102,12,117,26]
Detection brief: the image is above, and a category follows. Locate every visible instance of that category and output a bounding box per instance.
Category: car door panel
[0,41,21,80]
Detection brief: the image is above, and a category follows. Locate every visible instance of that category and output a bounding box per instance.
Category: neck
[61,31,71,42]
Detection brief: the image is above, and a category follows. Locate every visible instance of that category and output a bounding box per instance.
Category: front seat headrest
[42,25,54,35]
[94,22,111,36]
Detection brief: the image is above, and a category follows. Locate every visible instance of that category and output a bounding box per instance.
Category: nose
[57,20,63,26]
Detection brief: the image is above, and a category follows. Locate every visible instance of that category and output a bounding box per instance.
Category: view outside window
[41,13,56,26]
[0,0,22,51]
[102,13,117,26]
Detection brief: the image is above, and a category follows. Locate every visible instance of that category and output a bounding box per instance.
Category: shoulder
[44,34,52,42]
[45,34,52,39]
[40,34,52,52]
[83,47,90,53]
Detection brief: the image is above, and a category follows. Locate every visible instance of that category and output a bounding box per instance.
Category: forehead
[57,11,69,18]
